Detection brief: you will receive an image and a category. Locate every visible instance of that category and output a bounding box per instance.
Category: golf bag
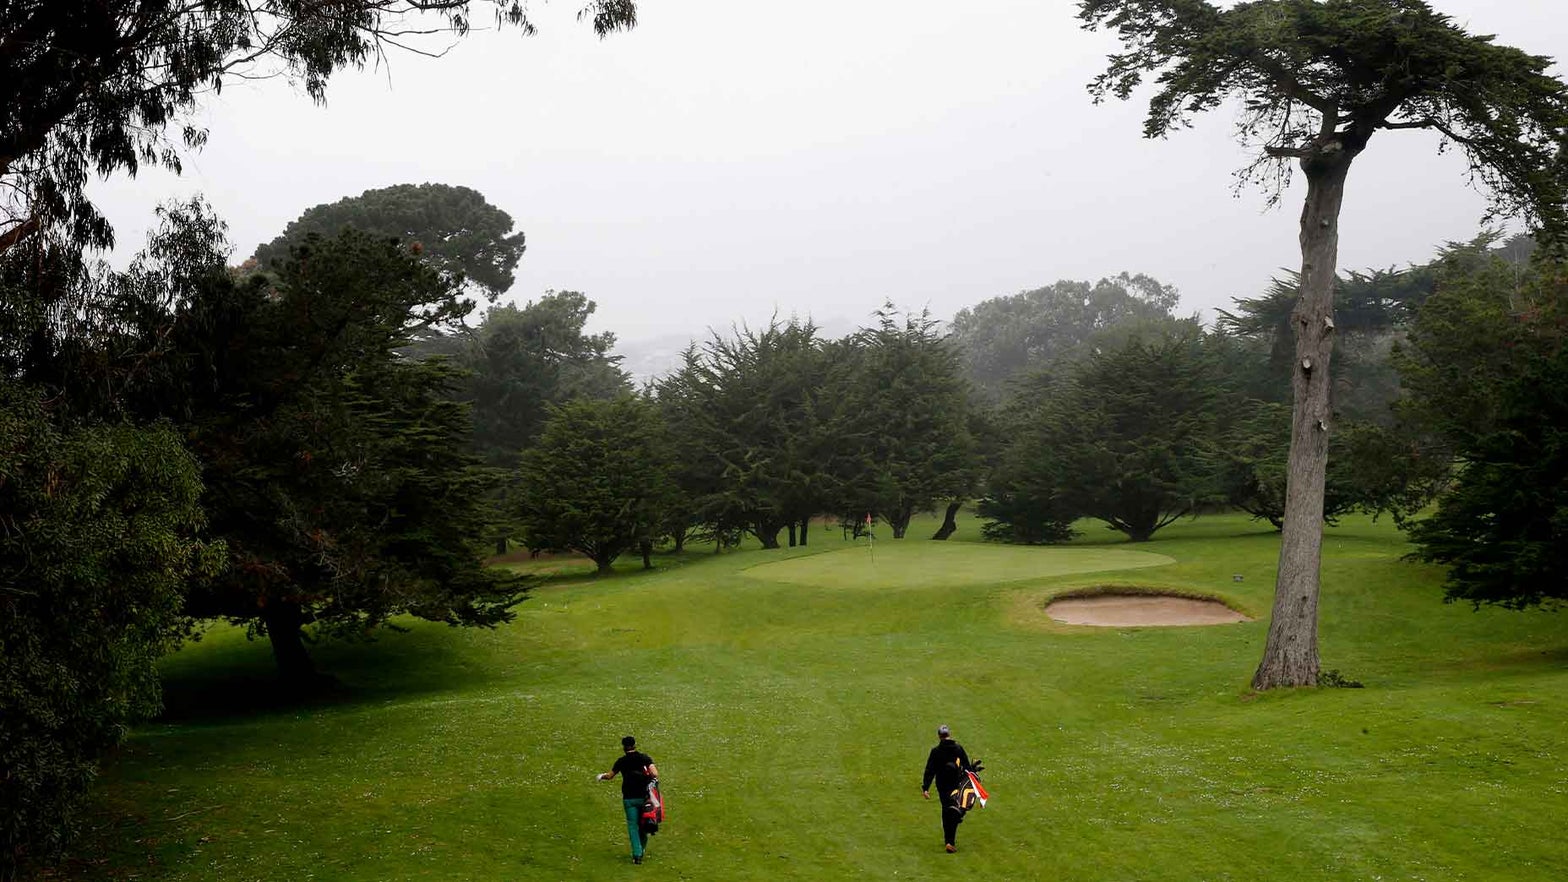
[638,776,664,838]
[946,760,989,819]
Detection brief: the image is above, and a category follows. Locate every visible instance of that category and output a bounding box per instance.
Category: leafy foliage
[976,447,1078,546]
[0,1,639,254]
[988,329,1226,543]
[1219,264,1439,422]
[515,397,678,572]
[0,391,215,877]
[1080,0,1568,689]
[1217,401,1443,528]
[449,293,630,467]
[252,183,528,299]
[100,204,522,681]
[1400,250,1568,608]
[828,306,977,538]
[1079,0,1568,237]
[655,320,829,549]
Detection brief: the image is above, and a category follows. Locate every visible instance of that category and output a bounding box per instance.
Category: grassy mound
[743,542,1173,590]
[60,513,1568,881]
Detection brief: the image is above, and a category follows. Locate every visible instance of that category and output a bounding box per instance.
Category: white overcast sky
[93,0,1568,348]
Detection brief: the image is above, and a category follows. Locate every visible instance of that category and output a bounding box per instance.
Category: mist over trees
[949,272,1185,402]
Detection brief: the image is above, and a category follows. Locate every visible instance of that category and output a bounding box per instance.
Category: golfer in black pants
[921,724,972,853]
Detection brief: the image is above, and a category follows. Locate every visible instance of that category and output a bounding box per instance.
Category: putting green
[742,541,1173,590]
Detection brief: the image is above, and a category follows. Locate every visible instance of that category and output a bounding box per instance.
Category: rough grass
[56,512,1568,881]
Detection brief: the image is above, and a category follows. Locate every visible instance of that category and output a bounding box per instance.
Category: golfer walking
[921,724,972,853]
[597,735,660,864]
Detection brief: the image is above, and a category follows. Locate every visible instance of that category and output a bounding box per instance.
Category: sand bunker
[1046,594,1250,627]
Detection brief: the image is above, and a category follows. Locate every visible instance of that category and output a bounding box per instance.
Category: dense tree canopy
[516,397,677,573]
[830,306,976,539]
[1217,401,1442,528]
[656,320,829,550]
[1220,266,1436,423]
[989,328,1226,543]
[1398,246,1568,609]
[253,183,528,299]
[96,205,523,683]
[0,393,214,877]
[454,293,630,466]
[0,1,639,255]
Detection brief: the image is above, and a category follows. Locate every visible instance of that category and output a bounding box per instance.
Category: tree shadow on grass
[155,619,508,726]
[1415,643,1568,680]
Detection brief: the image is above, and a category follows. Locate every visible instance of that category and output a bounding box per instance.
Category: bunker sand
[1047,594,1250,627]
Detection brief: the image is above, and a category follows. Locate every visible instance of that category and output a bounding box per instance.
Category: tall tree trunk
[799,517,809,546]
[595,549,616,575]
[890,506,913,539]
[640,539,653,570]
[672,527,686,553]
[494,536,508,556]
[755,522,782,549]
[262,600,316,687]
[1253,149,1354,691]
[787,522,797,547]
[931,500,962,540]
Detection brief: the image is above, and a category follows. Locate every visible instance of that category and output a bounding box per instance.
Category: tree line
[5,1,1568,877]
[4,181,1563,878]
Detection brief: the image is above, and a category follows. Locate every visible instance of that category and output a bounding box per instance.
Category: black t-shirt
[613,751,655,799]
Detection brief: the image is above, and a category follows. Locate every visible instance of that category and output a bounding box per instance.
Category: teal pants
[622,798,647,858]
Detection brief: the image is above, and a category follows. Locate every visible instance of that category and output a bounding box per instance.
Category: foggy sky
[92,0,1568,354]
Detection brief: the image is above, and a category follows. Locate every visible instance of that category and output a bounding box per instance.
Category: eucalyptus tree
[1080,0,1568,688]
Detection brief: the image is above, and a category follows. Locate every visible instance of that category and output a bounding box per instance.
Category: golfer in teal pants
[623,798,648,859]
[598,736,660,864]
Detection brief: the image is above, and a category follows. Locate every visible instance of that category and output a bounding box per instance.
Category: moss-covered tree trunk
[1254,147,1355,691]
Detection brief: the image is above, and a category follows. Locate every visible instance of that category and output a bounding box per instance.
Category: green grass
[61,513,1568,881]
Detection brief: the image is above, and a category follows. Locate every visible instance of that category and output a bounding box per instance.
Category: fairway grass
[61,513,1568,881]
